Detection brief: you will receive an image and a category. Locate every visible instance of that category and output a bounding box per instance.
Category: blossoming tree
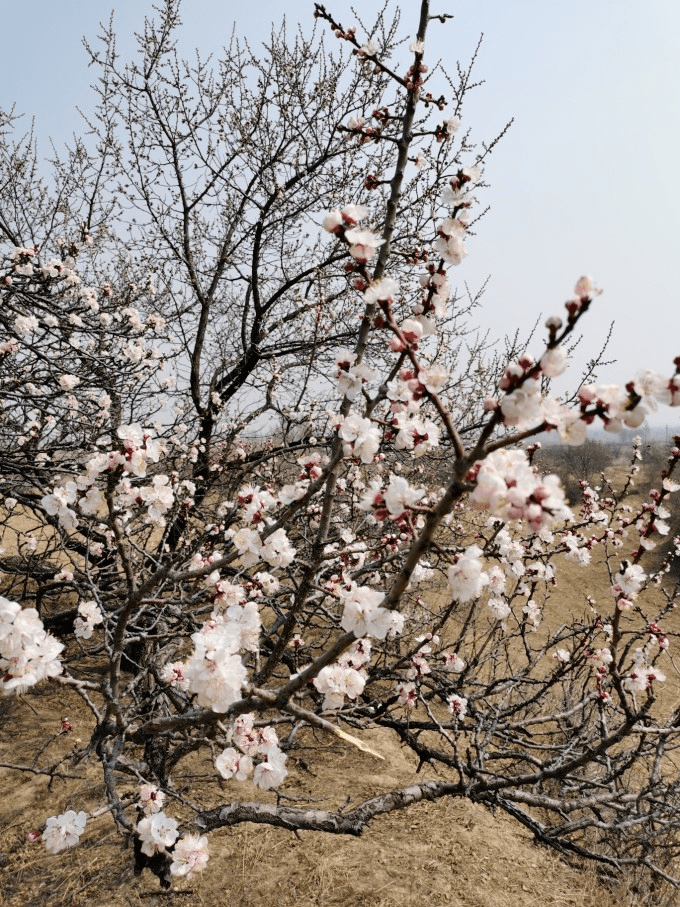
[1,0,680,892]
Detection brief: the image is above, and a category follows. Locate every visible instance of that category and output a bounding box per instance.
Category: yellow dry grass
[0,689,628,907]
[1,460,679,905]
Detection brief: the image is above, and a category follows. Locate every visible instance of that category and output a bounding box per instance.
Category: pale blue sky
[2,1,679,426]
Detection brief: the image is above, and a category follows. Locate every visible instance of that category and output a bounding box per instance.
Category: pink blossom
[488,597,511,621]
[433,217,467,265]
[74,600,103,640]
[469,448,572,528]
[0,597,64,694]
[14,314,39,336]
[314,663,366,710]
[230,526,263,567]
[253,744,288,789]
[445,115,461,134]
[613,563,646,598]
[574,275,600,300]
[624,649,666,692]
[139,784,166,815]
[340,584,400,639]
[364,277,399,305]
[382,475,425,518]
[261,528,296,568]
[59,373,80,391]
[337,413,381,463]
[420,363,448,393]
[442,652,465,672]
[139,475,174,525]
[397,681,418,706]
[447,694,468,719]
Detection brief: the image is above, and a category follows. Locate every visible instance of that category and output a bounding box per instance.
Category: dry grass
[0,689,632,907]
[2,460,680,905]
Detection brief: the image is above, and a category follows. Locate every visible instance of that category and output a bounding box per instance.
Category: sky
[2,0,679,427]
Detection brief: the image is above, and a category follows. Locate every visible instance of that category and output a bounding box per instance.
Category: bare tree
[538,438,612,503]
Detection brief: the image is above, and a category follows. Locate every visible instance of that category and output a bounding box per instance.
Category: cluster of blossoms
[322,186,478,471]
[577,367,680,433]
[211,582,261,652]
[486,283,680,444]
[180,614,249,712]
[336,413,381,463]
[222,482,297,568]
[339,583,404,639]
[432,166,480,265]
[162,570,273,712]
[215,714,287,789]
[358,473,425,523]
[397,680,418,706]
[385,368,442,457]
[136,788,209,878]
[8,246,83,290]
[636,479,676,552]
[2,248,169,430]
[443,651,466,673]
[488,352,585,444]
[5,12,680,889]
[447,545,489,603]
[41,424,175,531]
[322,204,383,264]
[227,524,296,569]
[166,834,210,879]
[0,597,63,694]
[590,647,614,701]
[313,638,373,710]
[74,600,104,640]
[611,562,647,611]
[405,634,439,680]
[468,447,572,528]
[624,647,667,693]
[335,348,376,401]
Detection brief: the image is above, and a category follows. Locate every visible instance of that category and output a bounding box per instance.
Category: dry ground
[1,684,626,907]
[1,457,679,906]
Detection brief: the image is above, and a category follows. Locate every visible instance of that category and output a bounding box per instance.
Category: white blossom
[74,600,103,640]
[137,811,179,857]
[340,584,401,640]
[43,810,87,854]
[170,834,210,878]
[447,546,489,603]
